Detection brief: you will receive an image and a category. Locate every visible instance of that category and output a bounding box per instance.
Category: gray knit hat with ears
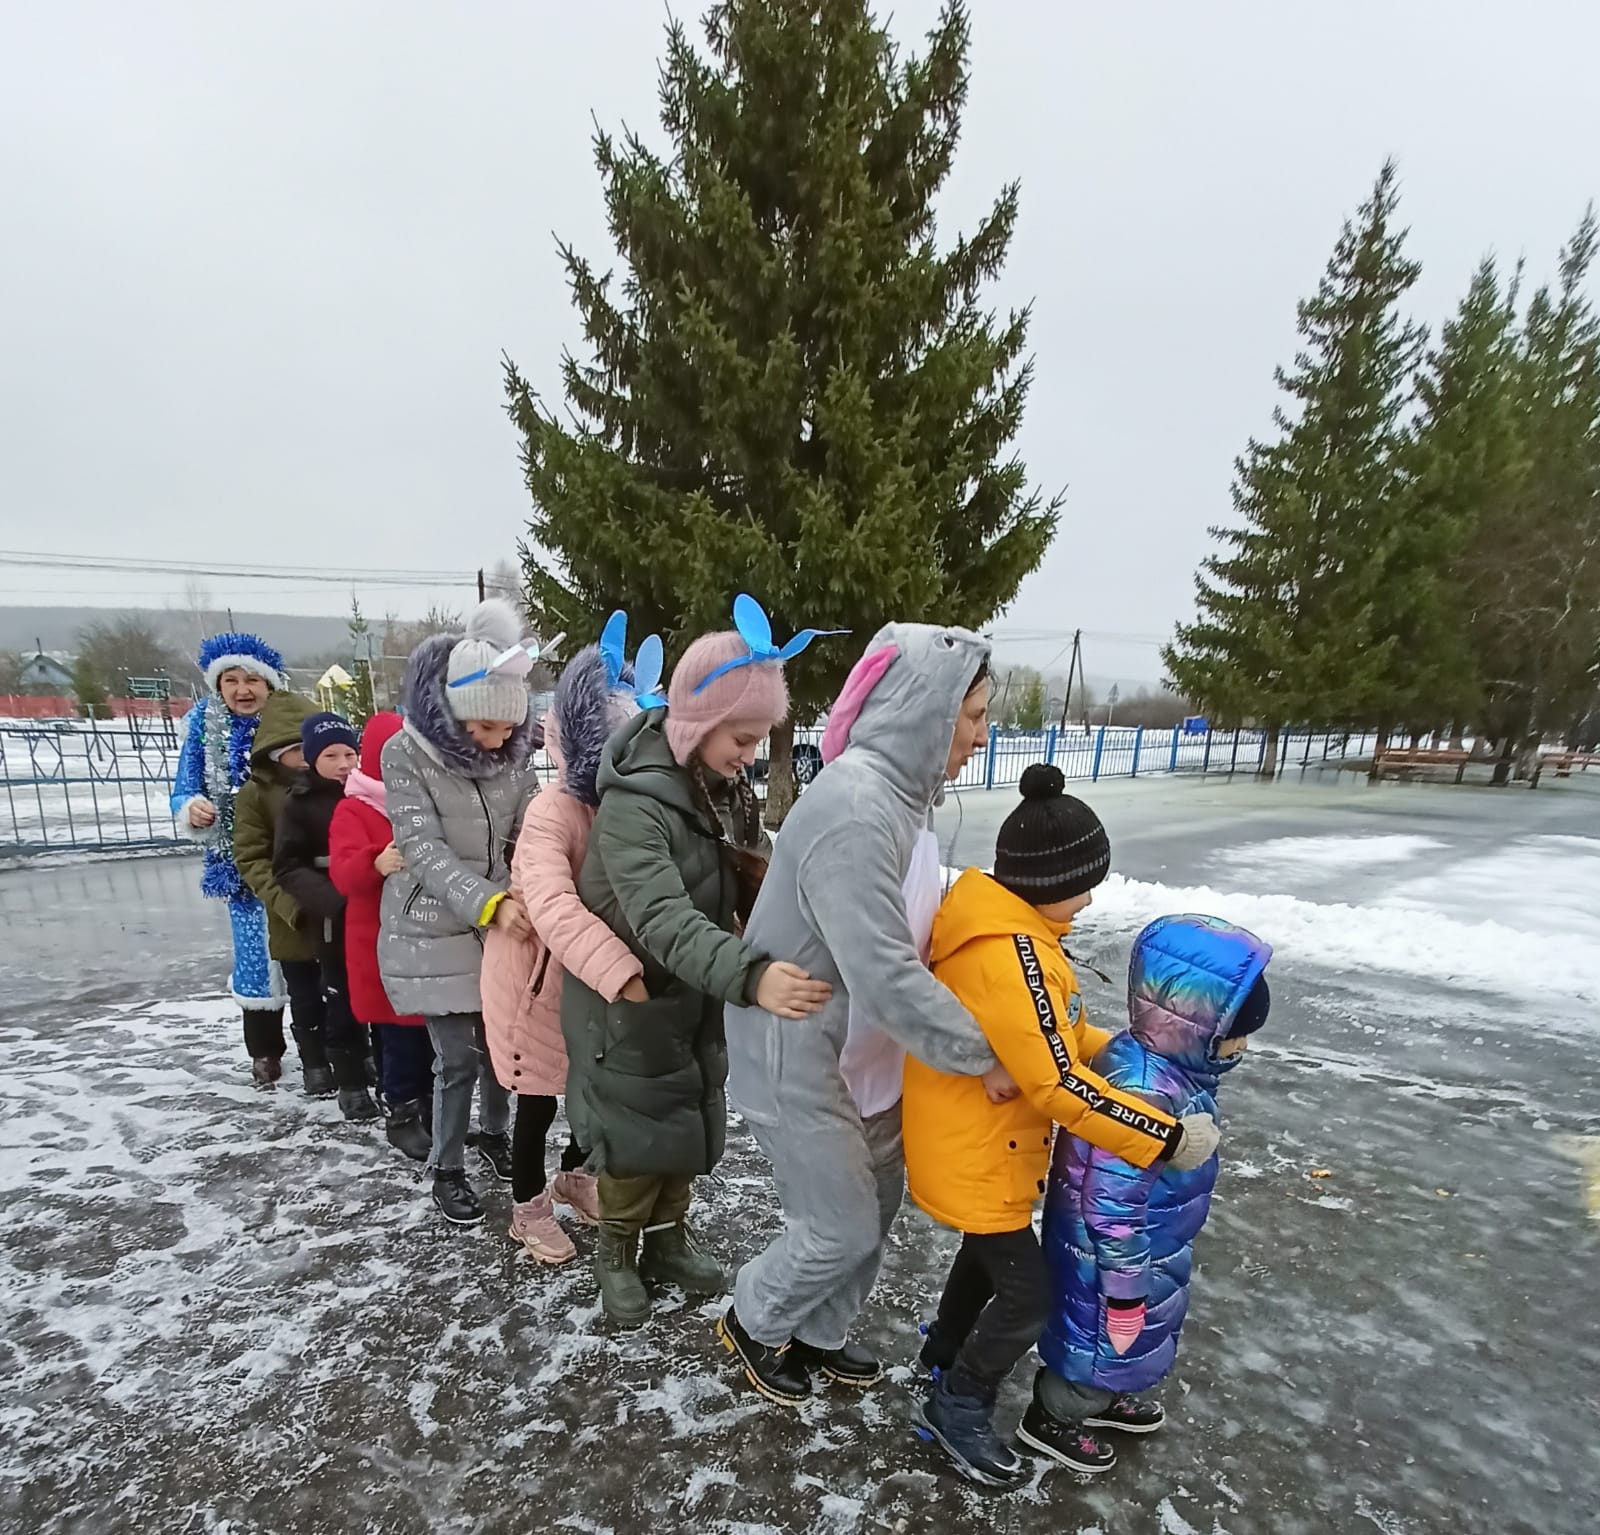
[446,598,530,724]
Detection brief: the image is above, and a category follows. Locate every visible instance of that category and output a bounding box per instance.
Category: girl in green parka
[563,624,832,1326]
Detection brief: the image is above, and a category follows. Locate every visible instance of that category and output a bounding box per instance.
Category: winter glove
[1167,1111,1221,1171]
[1106,1298,1146,1356]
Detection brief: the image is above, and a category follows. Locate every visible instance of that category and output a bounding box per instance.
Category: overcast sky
[3,1,1597,689]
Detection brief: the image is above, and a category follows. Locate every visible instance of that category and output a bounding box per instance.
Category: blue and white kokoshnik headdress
[599,610,666,709]
[199,632,290,694]
[692,593,848,695]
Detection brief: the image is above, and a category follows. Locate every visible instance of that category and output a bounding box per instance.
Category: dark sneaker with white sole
[717,1307,813,1406]
[1015,1400,1117,1474]
[432,1170,486,1227]
[1084,1395,1165,1434]
[789,1338,883,1387]
[467,1130,514,1184]
[913,1381,1024,1489]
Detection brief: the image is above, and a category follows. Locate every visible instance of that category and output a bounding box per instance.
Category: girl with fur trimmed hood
[481,640,646,1265]
[378,599,541,1228]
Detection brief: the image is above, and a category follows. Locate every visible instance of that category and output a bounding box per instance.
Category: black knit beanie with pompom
[993,763,1112,905]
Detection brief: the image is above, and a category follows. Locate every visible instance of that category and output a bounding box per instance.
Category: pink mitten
[1106,1300,1146,1356]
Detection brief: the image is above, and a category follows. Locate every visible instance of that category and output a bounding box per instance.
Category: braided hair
[688,753,762,846]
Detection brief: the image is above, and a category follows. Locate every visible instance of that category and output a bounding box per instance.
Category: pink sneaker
[509,1194,576,1265]
[550,1169,601,1226]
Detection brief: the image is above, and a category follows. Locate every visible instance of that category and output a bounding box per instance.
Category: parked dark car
[749,737,824,787]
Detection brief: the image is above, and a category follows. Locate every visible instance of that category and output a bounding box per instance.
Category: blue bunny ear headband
[599,610,667,709]
[448,631,567,691]
[692,593,848,695]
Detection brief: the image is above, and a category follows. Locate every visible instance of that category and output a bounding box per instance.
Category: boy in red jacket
[329,712,433,1160]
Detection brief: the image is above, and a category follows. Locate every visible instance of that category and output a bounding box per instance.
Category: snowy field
[3,776,1598,1534]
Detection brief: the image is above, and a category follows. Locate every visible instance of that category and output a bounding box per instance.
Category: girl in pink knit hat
[561,615,833,1327]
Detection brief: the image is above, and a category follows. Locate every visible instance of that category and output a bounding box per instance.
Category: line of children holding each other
[203,595,1271,1491]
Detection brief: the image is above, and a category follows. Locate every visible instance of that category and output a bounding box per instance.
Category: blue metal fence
[2,718,1377,856]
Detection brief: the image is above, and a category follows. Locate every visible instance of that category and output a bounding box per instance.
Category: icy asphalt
[2,771,1598,1535]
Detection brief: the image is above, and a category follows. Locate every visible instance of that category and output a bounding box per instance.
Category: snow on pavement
[4,785,1599,1534]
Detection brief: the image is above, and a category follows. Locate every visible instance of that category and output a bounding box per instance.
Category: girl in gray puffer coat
[379,599,541,1227]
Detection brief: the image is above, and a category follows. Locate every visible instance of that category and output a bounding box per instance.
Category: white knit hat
[446,599,530,724]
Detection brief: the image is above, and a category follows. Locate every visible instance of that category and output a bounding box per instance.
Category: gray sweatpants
[733,1101,905,1351]
[426,1013,511,1175]
[1036,1367,1116,1423]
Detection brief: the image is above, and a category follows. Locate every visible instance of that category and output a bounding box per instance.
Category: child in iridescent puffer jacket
[1023,915,1272,1476]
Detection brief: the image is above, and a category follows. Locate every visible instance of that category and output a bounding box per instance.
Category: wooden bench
[1552,752,1600,778]
[1373,746,1471,784]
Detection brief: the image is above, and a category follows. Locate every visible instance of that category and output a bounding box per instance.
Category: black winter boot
[385,1098,432,1162]
[717,1307,812,1406]
[914,1375,1024,1488]
[432,1170,485,1226]
[467,1129,514,1183]
[789,1337,884,1387]
[326,1049,380,1121]
[291,1023,335,1098]
[250,1056,283,1089]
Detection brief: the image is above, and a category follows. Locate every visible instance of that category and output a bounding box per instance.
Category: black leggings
[512,1094,588,1202]
[925,1226,1051,1401]
[241,1008,287,1061]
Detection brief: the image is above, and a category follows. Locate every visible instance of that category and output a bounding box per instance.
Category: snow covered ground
[3,777,1598,1534]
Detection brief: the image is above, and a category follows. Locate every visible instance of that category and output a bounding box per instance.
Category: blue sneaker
[912,1380,1023,1489]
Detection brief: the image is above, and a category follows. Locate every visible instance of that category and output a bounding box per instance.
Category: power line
[0,550,479,589]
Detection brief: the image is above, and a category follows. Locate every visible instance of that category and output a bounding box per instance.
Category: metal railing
[2,716,1377,856]
[1,718,187,854]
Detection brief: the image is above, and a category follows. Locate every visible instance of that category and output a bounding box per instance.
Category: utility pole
[476,568,486,603]
[1059,629,1082,730]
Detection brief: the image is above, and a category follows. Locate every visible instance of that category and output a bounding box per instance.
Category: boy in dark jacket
[273,712,380,1122]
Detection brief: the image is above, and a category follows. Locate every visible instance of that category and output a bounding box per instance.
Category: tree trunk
[764,718,798,828]
[1258,724,1281,781]
[1448,724,1465,752]
[1491,735,1516,786]
[1368,719,1390,785]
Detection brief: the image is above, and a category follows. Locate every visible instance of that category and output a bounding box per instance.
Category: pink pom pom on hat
[665,630,790,765]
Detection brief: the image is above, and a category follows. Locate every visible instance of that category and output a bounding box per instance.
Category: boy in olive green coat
[563,627,831,1326]
[233,690,330,1095]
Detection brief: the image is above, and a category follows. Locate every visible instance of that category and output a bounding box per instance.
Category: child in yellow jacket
[902,764,1221,1487]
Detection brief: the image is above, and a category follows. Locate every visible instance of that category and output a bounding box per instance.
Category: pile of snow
[1082,871,1600,1010]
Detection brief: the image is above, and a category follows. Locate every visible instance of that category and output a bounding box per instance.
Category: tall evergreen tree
[1468,211,1600,778]
[1165,162,1425,774]
[506,0,1058,818]
[1400,257,1527,751]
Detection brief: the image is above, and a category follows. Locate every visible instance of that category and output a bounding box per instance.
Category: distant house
[18,646,74,695]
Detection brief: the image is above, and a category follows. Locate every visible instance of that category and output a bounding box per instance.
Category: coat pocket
[601,992,696,1079]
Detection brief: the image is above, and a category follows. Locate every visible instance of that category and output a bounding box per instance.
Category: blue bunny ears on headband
[692,594,848,695]
[599,610,667,710]
[448,631,567,691]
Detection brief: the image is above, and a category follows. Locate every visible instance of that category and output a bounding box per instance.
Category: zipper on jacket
[530,947,552,998]
[402,884,423,918]
[473,781,496,877]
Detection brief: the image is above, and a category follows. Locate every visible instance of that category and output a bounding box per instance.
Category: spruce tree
[1164,162,1425,774]
[1399,257,1527,753]
[1470,212,1600,779]
[506,0,1058,819]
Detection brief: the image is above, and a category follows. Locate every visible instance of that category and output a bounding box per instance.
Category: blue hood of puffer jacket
[1128,915,1273,1083]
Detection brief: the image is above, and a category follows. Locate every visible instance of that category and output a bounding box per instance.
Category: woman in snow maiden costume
[378,599,541,1228]
[1026,917,1271,1475]
[169,631,292,1068]
[718,624,1003,1405]
[562,599,832,1327]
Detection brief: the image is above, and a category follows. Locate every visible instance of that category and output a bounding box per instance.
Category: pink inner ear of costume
[820,645,899,764]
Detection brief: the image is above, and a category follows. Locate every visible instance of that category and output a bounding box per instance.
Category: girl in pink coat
[482,640,645,1263]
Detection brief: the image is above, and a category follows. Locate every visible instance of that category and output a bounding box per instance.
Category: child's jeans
[924,1226,1051,1401]
[425,1012,512,1175]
